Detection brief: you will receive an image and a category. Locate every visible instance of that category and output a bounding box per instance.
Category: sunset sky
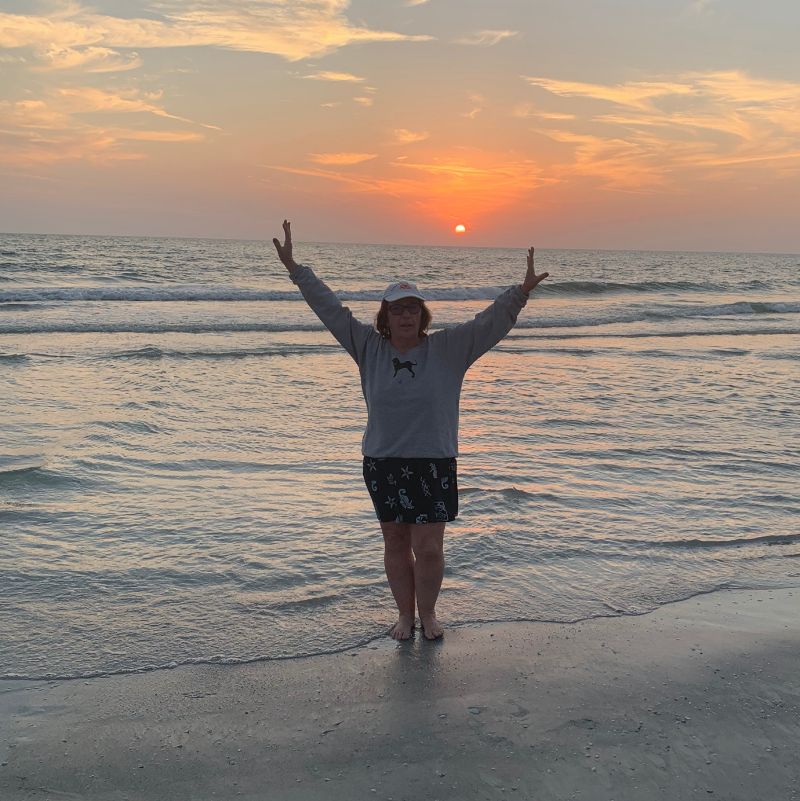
[2,0,799,251]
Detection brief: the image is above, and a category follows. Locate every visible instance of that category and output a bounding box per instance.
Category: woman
[273,220,549,641]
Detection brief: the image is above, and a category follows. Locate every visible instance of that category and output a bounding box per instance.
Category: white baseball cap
[383,280,425,303]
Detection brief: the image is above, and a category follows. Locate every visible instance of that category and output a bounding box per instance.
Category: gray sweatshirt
[290,264,529,458]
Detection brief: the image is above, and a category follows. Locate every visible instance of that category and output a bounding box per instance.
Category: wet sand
[1,588,798,800]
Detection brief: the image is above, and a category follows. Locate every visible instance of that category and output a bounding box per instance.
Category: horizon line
[1,230,798,258]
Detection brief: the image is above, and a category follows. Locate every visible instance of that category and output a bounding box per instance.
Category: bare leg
[380,522,415,640]
[411,522,445,639]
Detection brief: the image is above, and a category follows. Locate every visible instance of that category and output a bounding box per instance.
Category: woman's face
[386,296,422,340]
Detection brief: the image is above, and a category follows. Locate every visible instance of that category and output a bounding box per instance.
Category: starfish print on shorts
[400,465,414,480]
[366,459,377,472]
[384,496,398,509]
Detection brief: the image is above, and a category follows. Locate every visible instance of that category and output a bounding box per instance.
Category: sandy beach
[1,587,798,801]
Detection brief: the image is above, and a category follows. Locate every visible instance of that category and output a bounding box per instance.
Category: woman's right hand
[273,219,298,272]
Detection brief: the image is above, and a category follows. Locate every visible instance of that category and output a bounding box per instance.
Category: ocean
[1,233,798,680]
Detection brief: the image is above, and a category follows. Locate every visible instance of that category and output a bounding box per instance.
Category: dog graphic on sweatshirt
[392,357,417,378]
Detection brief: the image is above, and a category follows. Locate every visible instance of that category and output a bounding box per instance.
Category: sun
[454,224,466,234]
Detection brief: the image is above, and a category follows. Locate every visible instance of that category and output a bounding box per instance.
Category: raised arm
[521,247,549,295]
[442,246,549,369]
[272,220,374,363]
[273,219,300,275]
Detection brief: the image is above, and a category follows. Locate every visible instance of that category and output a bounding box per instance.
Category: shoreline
[2,587,798,800]
[5,584,798,684]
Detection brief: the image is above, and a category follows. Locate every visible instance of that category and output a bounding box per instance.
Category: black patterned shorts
[363,456,458,524]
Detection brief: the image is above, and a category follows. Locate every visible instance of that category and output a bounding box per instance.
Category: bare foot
[420,614,444,640]
[388,615,414,640]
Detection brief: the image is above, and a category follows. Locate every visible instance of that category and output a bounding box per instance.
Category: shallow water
[1,234,799,679]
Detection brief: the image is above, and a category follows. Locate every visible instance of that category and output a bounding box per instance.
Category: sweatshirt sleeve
[442,284,529,370]
[290,264,375,364]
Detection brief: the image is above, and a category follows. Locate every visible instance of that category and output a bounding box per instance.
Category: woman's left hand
[521,247,549,294]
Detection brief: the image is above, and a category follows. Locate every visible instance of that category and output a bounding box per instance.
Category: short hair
[374,299,432,340]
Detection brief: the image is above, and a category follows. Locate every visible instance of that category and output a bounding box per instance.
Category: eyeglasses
[388,302,422,316]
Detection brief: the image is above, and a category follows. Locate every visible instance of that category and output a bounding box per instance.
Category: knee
[382,523,411,553]
[412,538,443,562]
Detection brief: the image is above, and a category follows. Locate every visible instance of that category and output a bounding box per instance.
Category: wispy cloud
[121,130,205,142]
[455,30,518,47]
[33,46,142,73]
[685,0,716,16]
[0,2,433,64]
[266,149,549,220]
[57,86,220,128]
[302,71,364,82]
[0,86,216,166]
[523,70,800,188]
[0,128,148,166]
[512,103,575,120]
[309,152,377,165]
[2,87,215,130]
[0,99,71,132]
[393,128,429,144]
[523,75,694,111]
[463,93,484,119]
[3,1,425,167]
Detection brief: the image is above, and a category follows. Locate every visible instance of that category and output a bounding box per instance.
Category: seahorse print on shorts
[398,489,414,510]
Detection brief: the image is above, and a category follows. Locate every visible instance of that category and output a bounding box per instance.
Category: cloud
[266,149,550,220]
[538,111,577,121]
[0,2,433,64]
[512,103,575,121]
[34,46,142,73]
[0,99,71,131]
[121,130,205,142]
[302,71,364,82]
[308,152,377,165]
[0,85,215,167]
[685,0,716,15]
[523,70,800,188]
[455,30,518,47]
[393,128,429,144]
[0,128,148,166]
[0,6,189,53]
[56,86,219,129]
[1,2,430,169]
[523,75,694,111]
[463,93,484,119]
[524,71,800,124]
